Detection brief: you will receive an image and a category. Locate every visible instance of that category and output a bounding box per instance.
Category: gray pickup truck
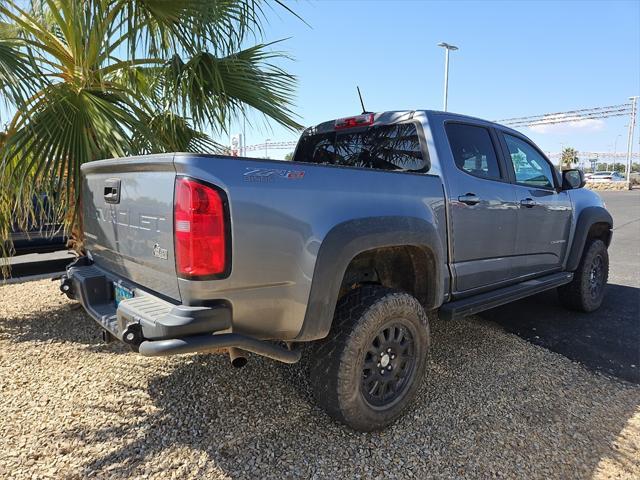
[61,110,612,431]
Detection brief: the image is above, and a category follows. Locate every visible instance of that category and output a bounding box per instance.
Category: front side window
[293,123,428,173]
[445,123,502,180]
[503,134,555,189]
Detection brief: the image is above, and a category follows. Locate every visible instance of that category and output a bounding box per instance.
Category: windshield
[293,123,429,173]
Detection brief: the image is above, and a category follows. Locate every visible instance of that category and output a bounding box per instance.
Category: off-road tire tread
[558,238,609,312]
[309,285,429,431]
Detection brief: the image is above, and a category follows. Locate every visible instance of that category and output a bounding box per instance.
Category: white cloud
[527,116,605,134]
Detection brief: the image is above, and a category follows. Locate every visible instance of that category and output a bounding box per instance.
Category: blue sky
[236,0,640,161]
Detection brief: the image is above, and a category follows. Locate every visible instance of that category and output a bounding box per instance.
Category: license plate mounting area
[114,282,134,307]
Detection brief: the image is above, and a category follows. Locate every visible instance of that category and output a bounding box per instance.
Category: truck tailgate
[81,154,180,301]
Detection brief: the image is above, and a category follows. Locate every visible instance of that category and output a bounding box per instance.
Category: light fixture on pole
[437,42,459,112]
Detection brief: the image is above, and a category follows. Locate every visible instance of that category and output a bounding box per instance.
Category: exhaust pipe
[228,347,248,368]
[138,332,301,364]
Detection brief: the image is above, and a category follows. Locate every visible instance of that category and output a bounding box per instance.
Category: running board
[439,272,573,321]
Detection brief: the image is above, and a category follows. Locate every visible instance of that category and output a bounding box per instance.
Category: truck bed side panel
[173,154,447,340]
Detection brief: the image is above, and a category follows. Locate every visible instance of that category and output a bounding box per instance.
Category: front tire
[309,286,430,431]
[558,238,609,312]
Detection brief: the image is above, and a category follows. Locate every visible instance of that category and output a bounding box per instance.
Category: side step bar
[439,272,573,321]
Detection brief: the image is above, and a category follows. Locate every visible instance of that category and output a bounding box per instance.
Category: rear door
[81,155,180,300]
[441,121,519,293]
[497,132,572,277]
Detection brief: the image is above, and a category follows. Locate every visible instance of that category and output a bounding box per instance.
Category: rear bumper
[62,258,300,363]
[63,257,231,341]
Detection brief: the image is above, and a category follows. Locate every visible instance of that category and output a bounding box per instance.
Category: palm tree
[561,147,579,169]
[0,0,301,263]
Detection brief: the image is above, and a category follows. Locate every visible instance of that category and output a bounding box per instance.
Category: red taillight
[174,177,228,278]
[335,113,375,130]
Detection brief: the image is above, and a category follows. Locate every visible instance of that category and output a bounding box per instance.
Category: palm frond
[132,110,224,153]
[0,0,303,270]
[1,82,159,245]
[162,43,302,134]
[118,0,266,58]
[0,25,43,112]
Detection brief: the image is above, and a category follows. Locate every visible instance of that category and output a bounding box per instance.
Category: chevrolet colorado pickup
[61,110,613,431]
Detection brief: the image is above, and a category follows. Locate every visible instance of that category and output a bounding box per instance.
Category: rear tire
[558,239,609,312]
[309,286,430,431]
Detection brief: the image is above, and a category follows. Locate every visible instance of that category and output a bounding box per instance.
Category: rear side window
[293,123,428,173]
[445,123,502,180]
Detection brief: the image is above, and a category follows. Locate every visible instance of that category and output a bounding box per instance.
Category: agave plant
[0,0,301,265]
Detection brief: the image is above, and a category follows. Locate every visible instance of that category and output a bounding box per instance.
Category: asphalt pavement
[481,189,640,383]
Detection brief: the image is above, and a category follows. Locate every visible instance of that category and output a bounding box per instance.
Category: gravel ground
[1,280,639,479]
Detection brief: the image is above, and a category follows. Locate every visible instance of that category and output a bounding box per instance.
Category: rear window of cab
[293,123,429,173]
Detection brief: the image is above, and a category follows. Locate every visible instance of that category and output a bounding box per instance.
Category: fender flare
[296,216,445,341]
[565,206,613,272]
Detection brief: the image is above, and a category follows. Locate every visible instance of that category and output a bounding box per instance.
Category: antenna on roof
[357,86,370,114]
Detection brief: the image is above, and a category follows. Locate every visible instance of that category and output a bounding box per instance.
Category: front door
[499,132,573,277]
[442,122,519,293]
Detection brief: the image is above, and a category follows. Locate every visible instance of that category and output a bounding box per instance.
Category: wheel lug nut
[387,365,392,371]
[387,348,392,353]
[380,370,385,375]
[380,352,384,357]
[391,355,395,359]
[377,363,381,368]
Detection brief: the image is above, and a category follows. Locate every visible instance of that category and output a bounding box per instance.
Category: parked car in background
[589,171,625,182]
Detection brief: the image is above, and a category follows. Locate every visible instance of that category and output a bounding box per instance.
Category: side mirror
[562,169,586,190]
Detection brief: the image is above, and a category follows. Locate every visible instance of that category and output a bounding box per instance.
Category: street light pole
[265,138,271,158]
[613,134,622,161]
[612,134,622,169]
[625,96,638,190]
[243,115,247,157]
[437,42,458,112]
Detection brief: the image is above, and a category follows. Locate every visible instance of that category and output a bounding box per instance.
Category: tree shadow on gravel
[0,302,129,354]
[64,318,640,479]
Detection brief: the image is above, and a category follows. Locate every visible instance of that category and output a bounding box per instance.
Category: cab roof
[304,109,526,139]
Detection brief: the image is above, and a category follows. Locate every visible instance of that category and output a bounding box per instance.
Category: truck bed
[81,152,447,339]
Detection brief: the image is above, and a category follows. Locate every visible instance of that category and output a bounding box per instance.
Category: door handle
[457,193,481,206]
[520,198,536,208]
